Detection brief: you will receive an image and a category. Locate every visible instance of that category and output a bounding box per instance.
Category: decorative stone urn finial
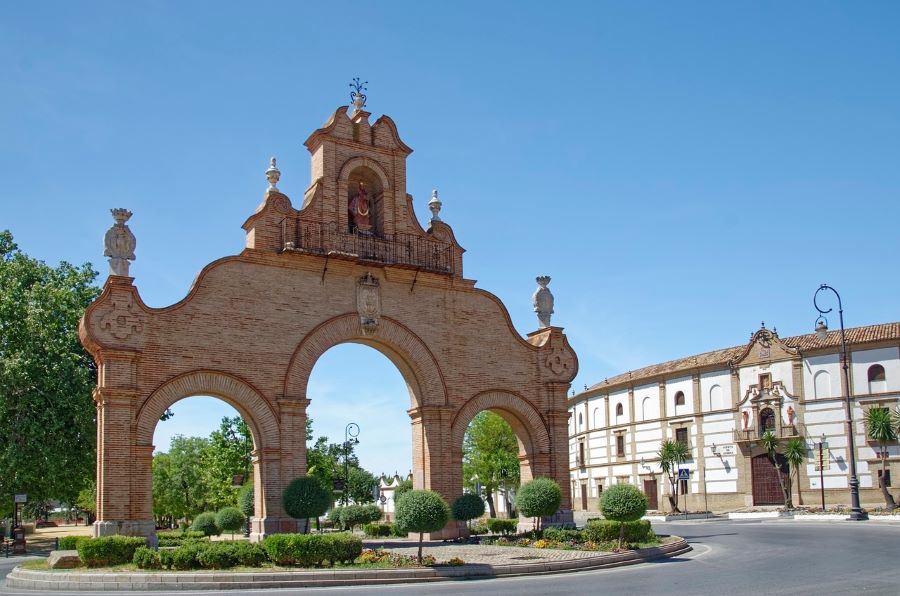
[265,157,280,191]
[533,275,554,328]
[103,208,136,277]
[428,189,442,221]
[349,77,368,114]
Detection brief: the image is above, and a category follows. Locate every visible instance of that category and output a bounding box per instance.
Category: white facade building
[569,323,900,512]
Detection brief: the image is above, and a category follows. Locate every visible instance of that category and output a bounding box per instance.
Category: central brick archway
[79,103,578,542]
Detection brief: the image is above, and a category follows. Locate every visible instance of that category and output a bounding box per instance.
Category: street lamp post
[343,423,360,506]
[813,284,867,521]
[817,434,827,511]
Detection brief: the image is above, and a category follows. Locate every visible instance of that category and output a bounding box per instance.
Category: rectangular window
[675,427,689,448]
[679,478,689,495]
[616,435,625,457]
[578,441,586,467]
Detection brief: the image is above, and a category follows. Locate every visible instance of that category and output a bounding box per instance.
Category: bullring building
[568,322,899,512]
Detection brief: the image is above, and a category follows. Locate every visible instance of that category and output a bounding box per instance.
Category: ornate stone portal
[79,98,578,542]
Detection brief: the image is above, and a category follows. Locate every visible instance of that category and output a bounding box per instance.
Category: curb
[4,539,690,591]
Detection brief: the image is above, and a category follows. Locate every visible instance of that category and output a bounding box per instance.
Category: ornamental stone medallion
[79,91,578,544]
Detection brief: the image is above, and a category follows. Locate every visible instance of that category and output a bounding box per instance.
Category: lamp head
[815,318,828,340]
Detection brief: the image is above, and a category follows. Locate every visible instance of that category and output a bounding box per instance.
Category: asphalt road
[1,520,898,595]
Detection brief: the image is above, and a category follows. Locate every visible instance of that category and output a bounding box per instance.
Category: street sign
[379,495,387,505]
[677,469,690,480]
[814,447,831,472]
[13,494,26,504]
[719,445,736,456]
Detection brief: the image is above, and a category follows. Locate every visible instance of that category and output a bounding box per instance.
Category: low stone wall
[6,539,690,591]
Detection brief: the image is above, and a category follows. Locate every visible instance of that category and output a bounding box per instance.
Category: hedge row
[156,530,207,547]
[363,522,407,538]
[77,536,148,567]
[329,504,382,529]
[486,518,518,535]
[133,534,362,571]
[262,533,362,566]
[540,520,653,544]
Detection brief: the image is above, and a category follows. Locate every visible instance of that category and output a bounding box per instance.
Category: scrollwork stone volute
[104,208,136,277]
[357,272,381,335]
[533,275,553,328]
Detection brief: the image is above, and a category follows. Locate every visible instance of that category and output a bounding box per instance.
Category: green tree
[192,511,221,536]
[783,438,807,508]
[200,416,253,511]
[346,467,378,504]
[515,478,561,531]
[657,440,689,513]
[75,480,96,525]
[394,490,450,563]
[462,412,520,518]
[0,231,99,513]
[394,478,413,502]
[238,483,254,537]
[865,407,898,509]
[760,431,791,508]
[282,477,331,534]
[600,484,648,549]
[152,435,211,523]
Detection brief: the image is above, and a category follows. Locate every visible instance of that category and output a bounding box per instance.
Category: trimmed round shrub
[239,483,255,518]
[542,527,584,542]
[452,493,485,522]
[394,490,450,563]
[169,542,205,570]
[600,483,649,548]
[77,536,148,567]
[133,546,161,569]
[216,507,245,536]
[191,512,221,537]
[516,478,562,529]
[196,542,239,569]
[282,477,331,529]
[331,504,383,530]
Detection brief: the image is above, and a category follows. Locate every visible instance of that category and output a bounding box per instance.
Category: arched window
[641,396,652,420]
[868,364,887,394]
[615,403,623,417]
[593,408,602,428]
[814,370,831,399]
[709,384,724,410]
[674,391,685,406]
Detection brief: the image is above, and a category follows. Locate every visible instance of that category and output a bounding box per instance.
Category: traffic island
[5,538,691,591]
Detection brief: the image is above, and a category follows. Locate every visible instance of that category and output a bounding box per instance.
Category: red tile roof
[583,322,900,394]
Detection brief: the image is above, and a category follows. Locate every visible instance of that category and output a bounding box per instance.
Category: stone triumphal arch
[79,98,578,541]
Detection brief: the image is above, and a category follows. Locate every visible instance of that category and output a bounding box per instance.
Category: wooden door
[580,483,588,510]
[752,454,788,505]
[643,478,658,510]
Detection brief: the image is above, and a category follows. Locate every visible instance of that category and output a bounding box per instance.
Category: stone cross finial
[428,189,442,221]
[265,157,281,191]
[533,275,554,328]
[103,208,136,277]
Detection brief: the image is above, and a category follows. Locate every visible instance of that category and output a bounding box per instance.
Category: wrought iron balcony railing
[280,218,455,275]
[733,423,806,444]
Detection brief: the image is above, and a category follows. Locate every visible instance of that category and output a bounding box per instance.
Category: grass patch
[20,560,50,571]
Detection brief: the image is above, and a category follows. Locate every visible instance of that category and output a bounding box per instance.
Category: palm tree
[658,440,690,513]
[760,431,791,508]
[864,407,897,509]
[783,438,807,507]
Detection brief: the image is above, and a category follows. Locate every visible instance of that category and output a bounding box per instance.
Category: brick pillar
[277,399,309,490]
[250,447,298,542]
[94,388,154,540]
[410,405,466,539]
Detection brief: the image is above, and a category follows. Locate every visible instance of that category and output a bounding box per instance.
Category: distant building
[568,323,899,512]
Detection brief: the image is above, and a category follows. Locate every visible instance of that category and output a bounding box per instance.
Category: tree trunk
[417,532,423,564]
[794,468,803,506]
[769,455,790,508]
[618,522,625,550]
[879,452,897,509]
[485,489,497,518]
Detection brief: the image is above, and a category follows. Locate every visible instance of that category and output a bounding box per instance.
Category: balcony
[280,218,455,275]
[734,423,806,444]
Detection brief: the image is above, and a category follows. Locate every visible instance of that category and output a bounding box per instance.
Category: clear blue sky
[2,2,898,475]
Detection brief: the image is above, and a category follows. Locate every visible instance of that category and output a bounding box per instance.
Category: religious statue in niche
[787,405,795,426]
[348,181,372,233]
[741,410,749,431]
